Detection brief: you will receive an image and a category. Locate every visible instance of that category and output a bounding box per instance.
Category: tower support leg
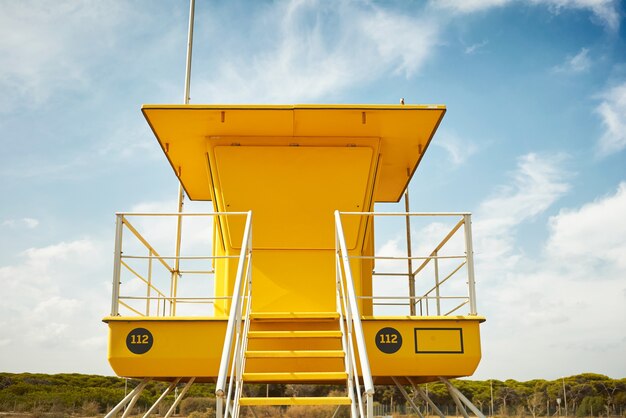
[142,378,181,417]
[164,377,196,418]
[440,377,486,418]
[392,377,424,418]
[406,377,446,418]
[104,378,150,418]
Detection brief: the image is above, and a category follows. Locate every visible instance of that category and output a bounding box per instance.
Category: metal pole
[434,250,441,315]
[392,377,424,418]
[171,0,196,317]
[111,214,124,316]
[404,184,416,316]
[142,378,181,418]
[334,212,375,400]
[146,249,153,316]
[563,378,568,417]
[407,377,445,418]
[463,214,478,315]
[490,380,494,417]
[216,212,253,400]
[104,379,149,418]
[441,377,486,418]
[164,378,195,418]
[183,0,195,105]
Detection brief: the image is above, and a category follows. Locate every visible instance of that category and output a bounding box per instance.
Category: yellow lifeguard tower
[103,104,486,418]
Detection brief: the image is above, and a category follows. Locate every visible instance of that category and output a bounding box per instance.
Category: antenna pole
[172,0,196,315]
[183,0,195,105]
[405,168,416,316]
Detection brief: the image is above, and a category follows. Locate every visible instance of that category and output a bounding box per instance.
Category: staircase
[215,212,374,418]
[236,311,354,413]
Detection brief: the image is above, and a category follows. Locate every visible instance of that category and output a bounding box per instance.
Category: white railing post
[146,248,153,316]
[216,396,223,418]
[463,214,478,315]
[111,214,124,316]
[434,249,441,316]
[334,211,375,407]
[216,211,253,417]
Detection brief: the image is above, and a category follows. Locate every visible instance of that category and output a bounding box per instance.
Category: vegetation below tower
[0,372,623,417]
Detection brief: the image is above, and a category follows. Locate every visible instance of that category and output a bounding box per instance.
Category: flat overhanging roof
[141,104,446,202]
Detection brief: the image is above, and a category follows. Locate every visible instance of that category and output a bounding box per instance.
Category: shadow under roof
[141,104,446,202]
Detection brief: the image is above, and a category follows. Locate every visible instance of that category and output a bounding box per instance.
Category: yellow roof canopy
[141,104,446,202]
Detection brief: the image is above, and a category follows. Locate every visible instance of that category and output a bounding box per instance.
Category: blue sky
[0,0,625,381]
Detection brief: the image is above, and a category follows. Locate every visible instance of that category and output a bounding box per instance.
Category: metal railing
[339,212,478,317]
[110,212,250,317]
[215,212,253,418]
[335,211,375,418]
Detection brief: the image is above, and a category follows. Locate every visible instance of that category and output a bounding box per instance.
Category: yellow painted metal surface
[213,145,374,250]
[243,372,348,383]
[239,397,352,406]
[141,104,446,203]
[106,103,486,384]
[105,316,482,382]
[140,104,445,317]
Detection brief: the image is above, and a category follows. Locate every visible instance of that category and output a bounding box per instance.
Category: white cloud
[194,1,441,103]
[474,153,570,273]
[476,182,626,379]
[532,0,621,31]
[2,217,39,229]
[433,0,513,14]
[371,153,571,319]
[432,0,620,31]
[0,1,132,111]
[0,238,112,373]
[464,40,489,55]
[552,47,592,73]
[595,81,626,156]
[546,182,626,270]
[435,130,478,165]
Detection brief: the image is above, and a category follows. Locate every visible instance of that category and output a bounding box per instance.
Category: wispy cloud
[464,40,489,55]
[476,153,570,234]
[2,218,39,229]
[552,47,592,73]
[533,0,621,31]
[435,130,478,165]
[0,1,133,112]
[433,0,512,14]
[194,1,442,103]
[595,81,626,156]
[474,153,571,274]
[432,0,621,31]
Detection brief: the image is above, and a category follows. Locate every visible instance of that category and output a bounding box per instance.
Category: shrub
[180,396,216,415]
[81,400,100,416]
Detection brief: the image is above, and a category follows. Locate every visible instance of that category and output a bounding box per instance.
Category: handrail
[111,211,249,317]
[121,216,174,272]
[412,217,465,277]
[338,211,478,317]
[216,211,253,411]
[334,211,375,400]
[340,211,471,216]
[116,211,250,216]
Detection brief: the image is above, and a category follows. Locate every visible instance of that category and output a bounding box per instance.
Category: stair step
[248,330,342,339]
[250,312,340,321]
[246,350,344,358]
[243,372,348,382]
[239,396,351,406]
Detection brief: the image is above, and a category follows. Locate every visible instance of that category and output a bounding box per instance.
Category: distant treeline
[0,372,624,417]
